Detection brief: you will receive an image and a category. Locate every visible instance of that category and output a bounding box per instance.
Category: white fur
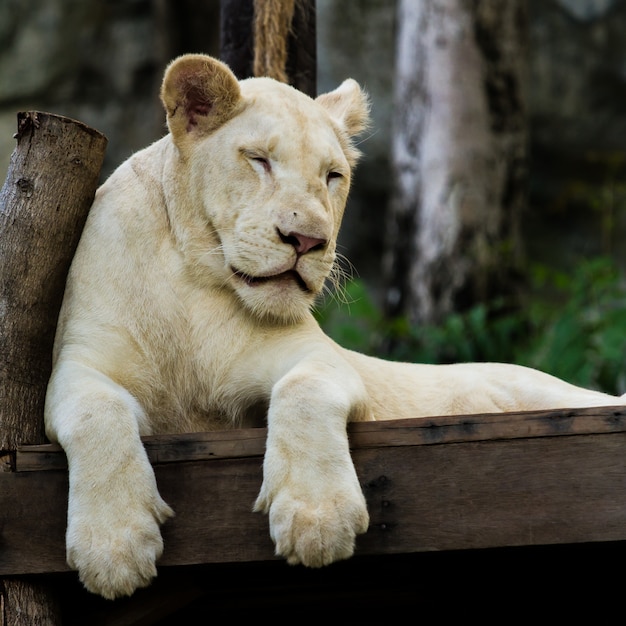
[44,54,625,599]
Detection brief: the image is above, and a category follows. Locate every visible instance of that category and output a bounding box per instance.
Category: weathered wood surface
[0,111,107,451]
[0,111,107,625]
[2,406,626,577]
[0,580,62,626]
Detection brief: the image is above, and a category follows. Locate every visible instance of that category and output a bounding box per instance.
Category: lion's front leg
[45,361,173,599]
[254,358,370,567]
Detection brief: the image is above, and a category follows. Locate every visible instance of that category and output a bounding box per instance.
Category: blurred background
[1,0,625,393]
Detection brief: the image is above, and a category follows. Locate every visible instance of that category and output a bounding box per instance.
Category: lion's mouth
[232,268,310,292]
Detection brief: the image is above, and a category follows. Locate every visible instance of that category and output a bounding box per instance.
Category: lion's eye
[241,149,272,174]
[327,171,343,184]
[252,156,271,172]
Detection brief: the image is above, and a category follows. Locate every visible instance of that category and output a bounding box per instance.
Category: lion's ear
[160,54,242,149]
[316,79,370,138]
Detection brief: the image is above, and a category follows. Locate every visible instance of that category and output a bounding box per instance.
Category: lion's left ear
[160,54,242,150]
[316,79,370,138]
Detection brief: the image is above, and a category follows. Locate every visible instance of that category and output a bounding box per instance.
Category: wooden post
[0,112,107,624]
[0,582,62,626]
[219,0,317,97]
[0,112,107,451]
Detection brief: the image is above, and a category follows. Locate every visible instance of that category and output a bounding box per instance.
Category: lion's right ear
[316,79,371,138]
[160,54,242,150]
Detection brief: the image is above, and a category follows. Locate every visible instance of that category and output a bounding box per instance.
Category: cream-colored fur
[44,54,625,600]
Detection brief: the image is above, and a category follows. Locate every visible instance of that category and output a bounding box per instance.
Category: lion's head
[160,54,370,323]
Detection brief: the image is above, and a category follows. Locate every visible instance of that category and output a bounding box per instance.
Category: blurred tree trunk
[384,0,528,326]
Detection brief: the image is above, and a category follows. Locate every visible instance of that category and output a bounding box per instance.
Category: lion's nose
[278,229,327,255]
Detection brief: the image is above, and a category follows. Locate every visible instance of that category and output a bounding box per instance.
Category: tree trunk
[0,112,107,451]
[384,0,528,326]
[1,580,62,626]
[0,112,106,625]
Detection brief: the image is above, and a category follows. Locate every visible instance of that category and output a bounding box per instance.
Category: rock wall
[0,0,219,178]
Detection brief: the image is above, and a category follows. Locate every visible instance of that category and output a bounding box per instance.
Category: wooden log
[0,580,62,626]
[0,112,107,451]
[13,404,626,472]
[2,407,626,577]
[0,112,107,625]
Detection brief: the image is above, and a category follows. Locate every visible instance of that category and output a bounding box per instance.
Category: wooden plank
[351,404,626,446]
[14,405,626,472]
[357,432,626,553]
[15,428,268,472]
[0,469,69,575]
[2,409,626,576]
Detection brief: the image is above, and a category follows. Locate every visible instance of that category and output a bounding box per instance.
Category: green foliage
[520,258,626,394]
[315,257,626,395]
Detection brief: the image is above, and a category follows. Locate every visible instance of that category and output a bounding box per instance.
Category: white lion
[44,54,625,600]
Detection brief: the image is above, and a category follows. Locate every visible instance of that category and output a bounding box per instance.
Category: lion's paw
[255,488,369,568]
[67,495,173,599]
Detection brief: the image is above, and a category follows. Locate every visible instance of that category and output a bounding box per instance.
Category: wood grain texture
[0,111,107,624]
[0,579,61,626]
[2,408,626,576]
[14,405,626,471]
[0,112,107,450]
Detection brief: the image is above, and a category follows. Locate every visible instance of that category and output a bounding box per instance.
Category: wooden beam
[0,581,62,626]
[2,406,626,577]
[13,404,626,472]
[0,111,107,625]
